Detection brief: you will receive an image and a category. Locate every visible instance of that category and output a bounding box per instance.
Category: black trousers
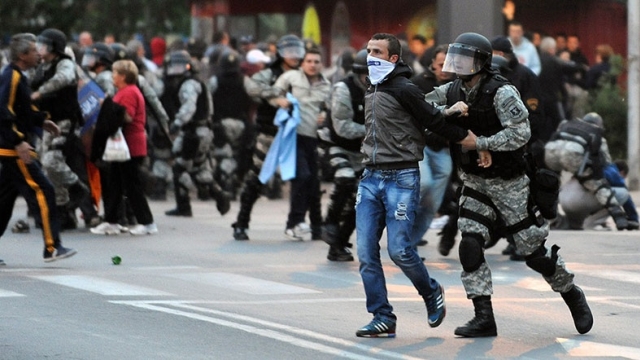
[103,157,153,225]
[286,135,322,229]
[0,157,60,253]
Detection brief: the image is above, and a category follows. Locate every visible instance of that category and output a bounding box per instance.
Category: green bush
[586,54,627,160]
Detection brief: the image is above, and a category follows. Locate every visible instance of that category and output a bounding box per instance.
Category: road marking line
[132,266,200,271]
[0,268,50,273]
[167,272,321,295]
[557,338,640,359]
[582,270,640,285]
[0,289,25,297]
[112,300,425,360]
[30,275,172,296]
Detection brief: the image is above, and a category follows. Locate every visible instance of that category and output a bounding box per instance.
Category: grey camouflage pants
[458,174,575,297]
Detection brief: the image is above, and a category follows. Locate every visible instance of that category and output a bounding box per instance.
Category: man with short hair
[231,35,306,241]
[354,32,482,338]
[0,33,77,263]
[508,21,541,75]
[270,48,331,240]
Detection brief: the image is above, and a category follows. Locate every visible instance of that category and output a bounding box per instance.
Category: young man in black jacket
[354,32,486,338]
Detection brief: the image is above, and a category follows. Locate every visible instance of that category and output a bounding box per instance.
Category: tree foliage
[586,54,627,160]
[0,0,191,44]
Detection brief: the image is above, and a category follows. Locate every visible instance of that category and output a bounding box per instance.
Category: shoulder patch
[501,96,523,117]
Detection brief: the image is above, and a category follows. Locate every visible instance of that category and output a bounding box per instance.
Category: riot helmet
[339,48,355,73]
[276,35,305,60]
[164,50,192,76]
[352,49,368,75]
[217,49,241,75]
[582,112,604,129]
[187,37,207,59]
[110,43,131,61]
[82,42,115,69]
[443,32,492,76]
[36,28,67,56]
[491,54,510,75]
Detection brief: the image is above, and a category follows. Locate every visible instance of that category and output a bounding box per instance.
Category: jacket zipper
[371,84,378,165]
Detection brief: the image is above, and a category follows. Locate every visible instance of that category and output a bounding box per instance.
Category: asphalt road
[1,192,639,360]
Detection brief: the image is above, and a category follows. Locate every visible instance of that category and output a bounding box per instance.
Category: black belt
[366,161,418,170]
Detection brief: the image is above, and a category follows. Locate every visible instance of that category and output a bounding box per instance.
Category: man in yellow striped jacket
[0,33,77,264]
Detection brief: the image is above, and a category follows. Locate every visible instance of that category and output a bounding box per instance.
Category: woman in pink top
[91,60,157,235]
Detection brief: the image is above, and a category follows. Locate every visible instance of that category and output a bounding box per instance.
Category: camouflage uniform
[230,66,284,239]
[428,75,575,296]
[162,74,228,216]
[319,73,366,258]
[32,55,92,229]
[95,70,115,97]
[544,119,628,230]
[137,74,171,200]
[208,55,252,199]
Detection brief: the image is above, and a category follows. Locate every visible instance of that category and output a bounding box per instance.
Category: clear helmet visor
[166,62,189,76]
[442,43,489,76]
[81,53,97,68]
[278,45,305,60]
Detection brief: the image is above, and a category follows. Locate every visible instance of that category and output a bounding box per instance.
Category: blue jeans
[411,147,452,246]
[356,168,440,321]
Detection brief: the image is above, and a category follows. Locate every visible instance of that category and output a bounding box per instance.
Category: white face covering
[367,55,395,85]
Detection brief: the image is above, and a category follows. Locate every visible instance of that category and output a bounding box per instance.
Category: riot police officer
[427,32,593,337]
[161,50,230,217]
[82,42,116,96]
[320,49,368,261]
[545,112,630,230]
[208,50,253,200]
[32,28,96,229]
[231,34,306,240]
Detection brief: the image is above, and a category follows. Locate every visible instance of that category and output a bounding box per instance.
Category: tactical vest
[552,119,603,155]
[254,66,284,136]
[213,74,250,122]
[161,76,210,128]
[446,74,525,179]
[31,55,82,127]
[327,76,365,152]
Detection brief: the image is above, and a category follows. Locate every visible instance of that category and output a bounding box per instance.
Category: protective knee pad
[459,233,485,272]
[525,244,559,277]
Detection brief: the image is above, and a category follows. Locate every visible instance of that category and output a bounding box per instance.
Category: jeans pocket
[396,169,418,189]
[360,168,371,181]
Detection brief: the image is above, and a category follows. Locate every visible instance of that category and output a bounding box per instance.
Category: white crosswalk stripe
[0,289,25,297]
[167,272,321,295]
[30,275,172,296]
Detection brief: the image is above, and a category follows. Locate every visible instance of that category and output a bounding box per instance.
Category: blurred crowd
[0,21,634,265]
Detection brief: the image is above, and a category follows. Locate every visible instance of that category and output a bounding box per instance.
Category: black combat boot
[608,205,629,230]
[327,245,354,262]
[454,296,498,337]
[561,285,593,334]
[210,183,231,215]
[166,182,193,217]
[232,223,249,241]
[322,181,355,246]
